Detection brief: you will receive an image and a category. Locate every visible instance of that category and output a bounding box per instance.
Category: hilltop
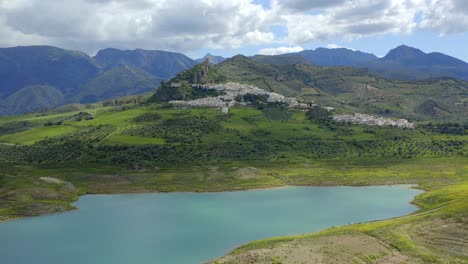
[195,53,226,64]
[151,54,468,122]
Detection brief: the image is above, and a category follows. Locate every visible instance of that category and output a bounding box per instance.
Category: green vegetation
[210,56,468,122]
[0,80,467,262]
[106,134,165,145]
[0,125,76,145]
[0,104,466,219]
[167,59,226,84]
[146,54,467,122]
[305,105,330,121]
[237,93,270,105]
[261,103,293,122]
[151,82,223,102]
[149,60,226,102]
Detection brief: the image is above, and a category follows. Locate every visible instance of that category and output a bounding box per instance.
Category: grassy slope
[0,125,76,145]
[211,182,468,264]
[215,56,468,122]
[0,104,466,262]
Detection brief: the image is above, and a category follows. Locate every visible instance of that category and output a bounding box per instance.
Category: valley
[0,45,467,264]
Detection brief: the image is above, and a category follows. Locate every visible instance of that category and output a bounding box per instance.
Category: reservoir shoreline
[0,183,424,223]
[1,185,423,264]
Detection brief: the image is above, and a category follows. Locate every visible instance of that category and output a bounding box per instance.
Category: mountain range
[95,48,197,79]
[1,44,467,116]
[0,46,198,115]
[297,47,378,66]
[362,45,468,80]
[286,45,468,81]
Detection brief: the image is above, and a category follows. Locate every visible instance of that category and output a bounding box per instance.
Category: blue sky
[187,0,468,61]
[1,0,468,61]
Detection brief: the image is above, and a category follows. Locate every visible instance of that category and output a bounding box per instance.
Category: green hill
[151,55,468,122]
[1,85,65,115]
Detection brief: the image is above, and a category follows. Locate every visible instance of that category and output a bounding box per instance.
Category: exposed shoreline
[1,182,423,224]
[2,162,466,263]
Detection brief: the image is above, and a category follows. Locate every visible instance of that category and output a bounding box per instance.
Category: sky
[1,0,468,61]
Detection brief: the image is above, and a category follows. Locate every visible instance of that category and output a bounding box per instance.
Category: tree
[305,106,329,121]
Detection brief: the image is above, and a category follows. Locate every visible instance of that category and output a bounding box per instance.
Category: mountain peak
[196,53,226,64]
[383,45,426,60]
[365,45,468,80]
[316,47,352,52]
[298,47,377,66]
[94,48,196,79]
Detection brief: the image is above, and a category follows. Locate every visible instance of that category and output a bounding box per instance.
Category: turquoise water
[0,186,422,264]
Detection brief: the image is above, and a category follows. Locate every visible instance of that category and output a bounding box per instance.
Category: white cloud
[326,44,355,51]
[283,0,426,44]
[419,0,468,34]
[258,46,304,55]
[279,0,346,11]
[0,0,277,53]
[0,0,467,54]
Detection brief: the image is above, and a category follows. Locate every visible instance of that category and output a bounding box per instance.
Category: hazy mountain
[94,48,197,79]
[0,46,100,98]
[298,48,378,66]
[251,53,310,66]
[2,44,468,117]
[195,53,226,64]
[1,85,65,115]
[72,65,162,104]
[0,46,191,115]
[273,45,468,81]
[362,45,468,80]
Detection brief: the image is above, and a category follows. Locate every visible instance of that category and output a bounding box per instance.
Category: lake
[0,185,422,264]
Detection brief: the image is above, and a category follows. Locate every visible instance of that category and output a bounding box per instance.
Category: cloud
[279,0,346,11]
[0,0,276,53]
[258,45,304,55]
[419,0,468,34]
[326,44,355,51]
[0,0,467,54]
[283,0,423,44]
